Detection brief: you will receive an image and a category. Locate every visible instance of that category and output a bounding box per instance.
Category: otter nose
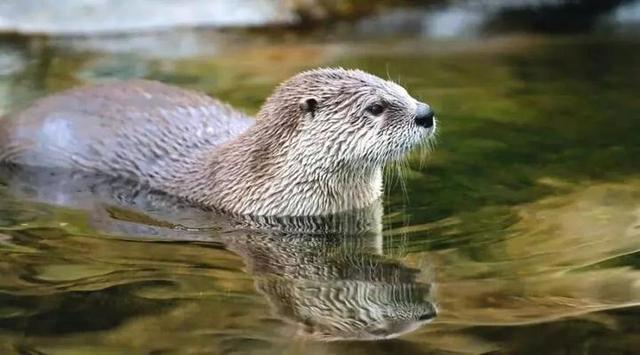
[415,103,435,128]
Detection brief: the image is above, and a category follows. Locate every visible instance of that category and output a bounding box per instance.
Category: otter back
[0,80,254,185]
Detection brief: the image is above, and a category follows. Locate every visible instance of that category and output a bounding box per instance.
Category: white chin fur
[425,117,437,137]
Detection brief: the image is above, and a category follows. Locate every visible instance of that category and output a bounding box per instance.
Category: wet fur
[0,68,435,216]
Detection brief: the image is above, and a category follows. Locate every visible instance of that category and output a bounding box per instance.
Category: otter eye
[366,104,385,116]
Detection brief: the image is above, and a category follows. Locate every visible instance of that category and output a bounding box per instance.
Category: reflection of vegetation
[0,24,639,353]
[341,39,640,228]
[470,307,640,354]
[0,280,173,335]
[334,37,640,352]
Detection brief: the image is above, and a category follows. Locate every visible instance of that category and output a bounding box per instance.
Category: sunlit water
[1,11,639,354]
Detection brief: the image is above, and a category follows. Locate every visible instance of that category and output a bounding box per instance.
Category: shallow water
[1,7,640,354]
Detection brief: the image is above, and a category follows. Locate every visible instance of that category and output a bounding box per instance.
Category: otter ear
[299,97,319,118]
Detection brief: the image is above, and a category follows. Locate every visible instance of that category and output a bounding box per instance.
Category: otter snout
[414,103,435,128]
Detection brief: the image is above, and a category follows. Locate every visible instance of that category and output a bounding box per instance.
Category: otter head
[214,68,437,216]
[256,68,435,170]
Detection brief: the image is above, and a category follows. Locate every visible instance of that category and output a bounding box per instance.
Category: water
[1,7,640,354]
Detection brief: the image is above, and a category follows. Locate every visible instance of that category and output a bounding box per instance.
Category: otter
[0,68,436,216]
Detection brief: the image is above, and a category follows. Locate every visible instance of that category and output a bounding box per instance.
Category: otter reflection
[223,221,436,341]
[0,167,437,341]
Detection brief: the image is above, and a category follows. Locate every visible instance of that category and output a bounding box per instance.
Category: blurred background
[0,1,639,354]
[1,0,639,113]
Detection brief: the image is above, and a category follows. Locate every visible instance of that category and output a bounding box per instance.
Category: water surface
[0,11,639,354]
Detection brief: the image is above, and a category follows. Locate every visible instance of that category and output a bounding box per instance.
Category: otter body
[0,80,253,185]
[0,68,436,216]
